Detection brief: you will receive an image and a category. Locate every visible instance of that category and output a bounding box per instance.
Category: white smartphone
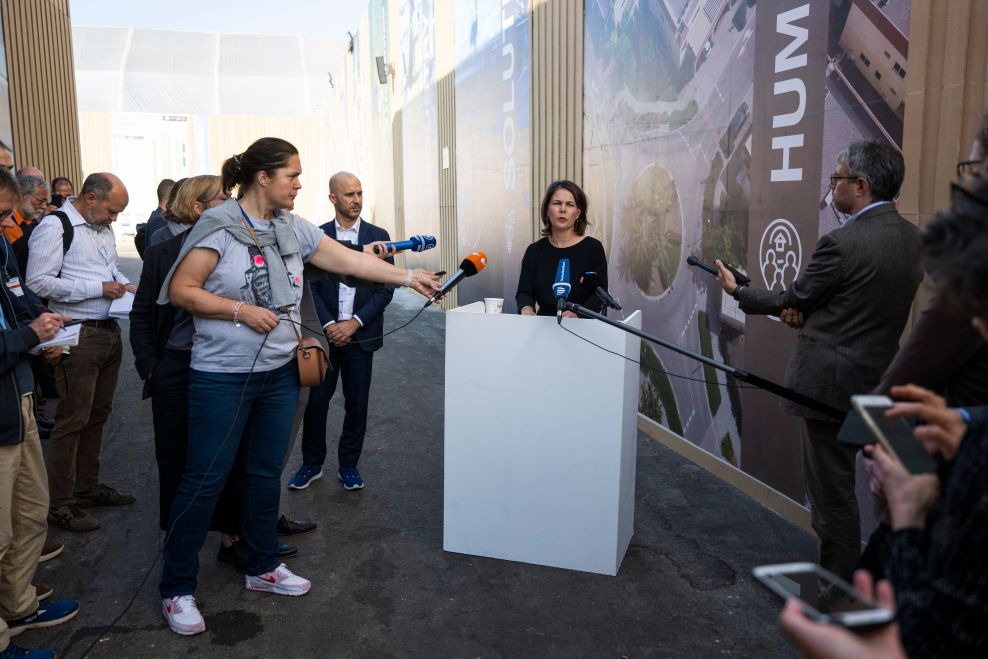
[752,562,894,628]
[851,394,937,474]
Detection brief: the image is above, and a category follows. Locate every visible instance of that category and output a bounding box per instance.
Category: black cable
[77,294,434,657]
[283,297,431,346]
[77,333,270,659]
[558,321,878,394]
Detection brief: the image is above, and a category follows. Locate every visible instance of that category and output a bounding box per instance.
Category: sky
[68,0,369,39]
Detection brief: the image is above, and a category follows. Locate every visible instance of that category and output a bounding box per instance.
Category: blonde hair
[170,175,223,224]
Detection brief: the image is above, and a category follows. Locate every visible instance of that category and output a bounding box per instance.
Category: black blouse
[515,236,607,316]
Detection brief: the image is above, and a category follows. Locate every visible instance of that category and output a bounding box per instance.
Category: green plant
[697,311,722,415]
[640,344,684,436]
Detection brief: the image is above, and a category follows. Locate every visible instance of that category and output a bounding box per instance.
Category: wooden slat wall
[1,0,82,183]
[900,0,988,228]
[898,0,988,318]
[530,0,583,238]
[435,0,458,309]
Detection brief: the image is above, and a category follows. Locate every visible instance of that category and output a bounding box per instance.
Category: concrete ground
[29,256,815,658]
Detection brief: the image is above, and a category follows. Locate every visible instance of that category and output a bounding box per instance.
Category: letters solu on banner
[741,0,828,500]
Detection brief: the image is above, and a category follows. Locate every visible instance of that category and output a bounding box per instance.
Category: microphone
[554,258,571,323]
[579,271,621,310]
[430,251,488,303]
[686,255,751,286]
[374,234,437,255]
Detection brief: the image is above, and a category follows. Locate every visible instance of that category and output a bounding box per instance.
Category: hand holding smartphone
[851,395,937,475]
[753,562,894,628]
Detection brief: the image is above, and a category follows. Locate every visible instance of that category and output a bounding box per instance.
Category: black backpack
[135,222,148,259]
[19,211,75,282]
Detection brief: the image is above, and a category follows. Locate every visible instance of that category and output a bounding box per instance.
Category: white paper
[109,291,135,319]
[29,324,81,354]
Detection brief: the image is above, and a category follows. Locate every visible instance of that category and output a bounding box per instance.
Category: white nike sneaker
[245,563,311,596]
[162,595,205,635]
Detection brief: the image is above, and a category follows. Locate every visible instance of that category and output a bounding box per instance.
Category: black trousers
[300,343,374,469]
[150,348,240,534]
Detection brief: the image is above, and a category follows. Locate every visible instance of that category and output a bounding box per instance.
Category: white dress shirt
[326,218,363,328]
[26,199,129,320]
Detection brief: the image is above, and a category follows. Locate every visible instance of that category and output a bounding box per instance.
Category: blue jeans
[159,359,299,598]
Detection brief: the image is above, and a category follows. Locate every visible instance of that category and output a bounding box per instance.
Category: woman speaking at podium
[515,180,607,317]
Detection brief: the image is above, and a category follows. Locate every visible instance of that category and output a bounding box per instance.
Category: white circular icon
[759,219,802,291]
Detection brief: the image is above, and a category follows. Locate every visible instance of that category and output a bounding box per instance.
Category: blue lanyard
[87,228,117,281]
[237,202,255,228]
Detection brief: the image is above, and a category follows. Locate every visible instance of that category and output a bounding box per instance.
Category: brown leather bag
[294,330,329,387]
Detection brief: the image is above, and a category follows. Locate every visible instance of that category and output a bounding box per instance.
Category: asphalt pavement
[27,256,815,658]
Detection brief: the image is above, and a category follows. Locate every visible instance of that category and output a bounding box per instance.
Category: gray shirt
[190,217,324,373]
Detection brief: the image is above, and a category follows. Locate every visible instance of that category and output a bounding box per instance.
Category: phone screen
[860,404,938,474]
[762,567,875,616]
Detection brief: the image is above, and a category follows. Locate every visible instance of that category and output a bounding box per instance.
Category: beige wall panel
[78,111,112,177]
[899,0,988,320]
[205,115,326,222]
[1,0,82,183]
[435,0,458,309]
[530,0,582,238]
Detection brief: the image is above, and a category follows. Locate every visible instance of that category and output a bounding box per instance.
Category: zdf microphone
[374,234,437,255]
[579,271,621,310]
[554,258,571,323]
[429,251,488,303]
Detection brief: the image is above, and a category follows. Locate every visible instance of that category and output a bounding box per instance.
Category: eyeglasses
[956,159,983,179]
[829,174,858,188]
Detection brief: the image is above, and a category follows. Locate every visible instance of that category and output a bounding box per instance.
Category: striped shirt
[25,199,130,320]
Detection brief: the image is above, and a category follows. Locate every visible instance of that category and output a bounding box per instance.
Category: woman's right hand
[407,269,442,300]
[238,304,280,334]
[520,306,536,316]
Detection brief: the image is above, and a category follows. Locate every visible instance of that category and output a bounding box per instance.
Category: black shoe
[217,541,249,573]
[218,541,297,573]
[277,514,317,536]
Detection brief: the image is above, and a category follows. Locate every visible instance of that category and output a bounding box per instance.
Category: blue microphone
[374,234,437,254]
[553,258,571,324]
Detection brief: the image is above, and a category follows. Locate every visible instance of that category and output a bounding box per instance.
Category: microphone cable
[77,332,271,658]
[556,320,883,394]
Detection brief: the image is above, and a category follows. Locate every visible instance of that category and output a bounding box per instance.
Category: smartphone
[753,562,894,628]
[851,395,938,474]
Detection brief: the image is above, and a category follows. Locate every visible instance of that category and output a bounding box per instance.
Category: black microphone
[579,271,621,310]
[429,251,488,303]
[686,255,751,286]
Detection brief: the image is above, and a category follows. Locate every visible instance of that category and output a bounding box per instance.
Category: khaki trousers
[48,323,122,505]
[0,395,48,651]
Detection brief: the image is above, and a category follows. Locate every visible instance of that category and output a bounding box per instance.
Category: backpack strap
[48,211,74,253]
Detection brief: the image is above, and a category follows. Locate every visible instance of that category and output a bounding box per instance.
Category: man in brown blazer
[715,140,923,580]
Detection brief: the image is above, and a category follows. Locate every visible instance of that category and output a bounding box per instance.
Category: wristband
[233,301,245,327]
[402,269,413,288]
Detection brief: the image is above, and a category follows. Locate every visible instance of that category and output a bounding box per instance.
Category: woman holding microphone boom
[157,137,439,636]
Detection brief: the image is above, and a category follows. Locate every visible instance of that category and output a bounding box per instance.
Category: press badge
[6,276,24,297]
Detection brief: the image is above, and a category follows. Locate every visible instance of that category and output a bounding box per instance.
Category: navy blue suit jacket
[311,220,394,353]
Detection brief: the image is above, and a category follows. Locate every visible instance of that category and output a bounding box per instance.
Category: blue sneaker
[338,466,364,490]
[288,464,323,490]
[0,643,55,659]
[6,599,79,637]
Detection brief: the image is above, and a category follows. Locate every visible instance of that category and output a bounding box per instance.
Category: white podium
[443,302,641,575]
